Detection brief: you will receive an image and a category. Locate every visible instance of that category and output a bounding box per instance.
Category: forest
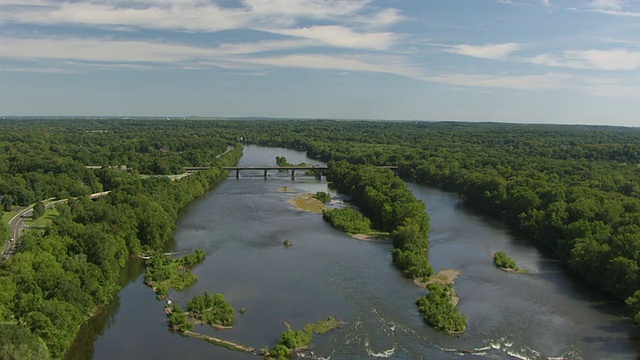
[1,118,639,358]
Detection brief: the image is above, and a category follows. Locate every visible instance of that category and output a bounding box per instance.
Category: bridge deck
[182,166,398,179]
[221,166,328,170]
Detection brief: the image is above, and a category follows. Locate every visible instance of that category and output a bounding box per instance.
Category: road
[2,191,110,263]
[2,204,34,261]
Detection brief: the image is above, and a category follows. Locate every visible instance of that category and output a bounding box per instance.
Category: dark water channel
[66,145,639,360]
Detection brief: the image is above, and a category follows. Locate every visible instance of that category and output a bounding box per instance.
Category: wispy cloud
[587,0,640,17]
[443,43,524,60]
[1,0,635,100]
[0,35,580,93]
[0,0,399,32]
[528,49,640,70]
[589,0,625,10]
[423,72,572,90]
[265,26,399,50]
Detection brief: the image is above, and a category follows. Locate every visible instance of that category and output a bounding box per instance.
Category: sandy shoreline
[351,233,390,242]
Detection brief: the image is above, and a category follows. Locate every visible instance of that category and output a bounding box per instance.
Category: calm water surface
[66,145,639,360]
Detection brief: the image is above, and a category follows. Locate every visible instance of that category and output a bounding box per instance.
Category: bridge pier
[264,169,268,178]
[291,169,295,180]
[236,169,240,179]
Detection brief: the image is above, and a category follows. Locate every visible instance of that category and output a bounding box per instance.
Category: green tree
[32,201,45,220]
[2,195,13,212]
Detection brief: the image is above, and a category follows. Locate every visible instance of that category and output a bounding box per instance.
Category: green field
[2,210,19,225]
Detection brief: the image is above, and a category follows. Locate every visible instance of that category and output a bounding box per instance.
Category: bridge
[223,166,327,179]
[183,165,398,179]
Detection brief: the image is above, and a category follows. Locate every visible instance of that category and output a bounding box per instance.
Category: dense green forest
[2,118,640,357]
[325,162,433,279]
[0,119,242,358]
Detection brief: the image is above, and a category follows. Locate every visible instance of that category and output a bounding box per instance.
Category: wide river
[66,145,639,360]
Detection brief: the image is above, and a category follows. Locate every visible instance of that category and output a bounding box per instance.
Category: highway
[1,204,33,261]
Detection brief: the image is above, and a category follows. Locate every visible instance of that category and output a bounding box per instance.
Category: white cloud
[423,72,572,90]
[0,35,581,93]
[587,0,640,17]
[592,8,640,17]
[590,0,626,10]
[528,49,640,70]
[356,8,406,28]
[0,0,393,32]
[266,26,398,50]
[444,43,524,60]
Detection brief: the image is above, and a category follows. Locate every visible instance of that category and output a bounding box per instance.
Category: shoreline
[351,233,390,242]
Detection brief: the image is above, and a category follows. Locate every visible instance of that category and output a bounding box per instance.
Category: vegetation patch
[312,191,331,203]
[415,269,462,305]
[186,291,235,328]
[144,250,206,299]
[264,317,340,359]
[416,284,467,335]
[166,302,254,352]
[288,194,327,213]
[322,206,372,234]
[493,251,528,274]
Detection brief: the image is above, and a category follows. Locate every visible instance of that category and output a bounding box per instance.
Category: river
[65,145,639,360]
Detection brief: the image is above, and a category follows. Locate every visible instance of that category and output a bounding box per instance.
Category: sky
[0,0,639,126]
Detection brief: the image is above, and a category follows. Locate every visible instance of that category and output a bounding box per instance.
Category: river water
[66,145,639,360]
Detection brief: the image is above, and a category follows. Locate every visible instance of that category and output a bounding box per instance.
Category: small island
[414,269,467,334]
[165,293,255,353]
[264,317,340,359]
[144,250,206,299]
[493,251,528,273]
[416,284,467,334]
[186,291,235,329]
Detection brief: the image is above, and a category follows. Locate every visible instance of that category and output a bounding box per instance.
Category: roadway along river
[65,145,639,360]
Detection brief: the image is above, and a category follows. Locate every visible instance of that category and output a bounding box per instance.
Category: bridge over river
[183,166,397,179]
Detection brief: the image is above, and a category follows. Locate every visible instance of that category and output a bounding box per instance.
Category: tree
[2,195,13,212]
[32,201,45,220]
[0,323,49,360]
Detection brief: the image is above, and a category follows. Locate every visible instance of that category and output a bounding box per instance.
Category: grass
[2,210,18,225]
[288,194,328,213]
[25,208,59,227]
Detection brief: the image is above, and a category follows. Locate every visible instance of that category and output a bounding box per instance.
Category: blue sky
[1,0,639,125]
